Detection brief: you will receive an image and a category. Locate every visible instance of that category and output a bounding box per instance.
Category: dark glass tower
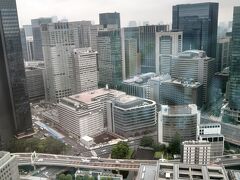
[229,7,240,110]
[139,25,169,73]
[99,12,121,28]
[0,0,32,148]
[172,2,218,58]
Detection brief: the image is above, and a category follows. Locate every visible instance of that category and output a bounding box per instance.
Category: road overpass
[14,152,157,171]
[14,152,240,171]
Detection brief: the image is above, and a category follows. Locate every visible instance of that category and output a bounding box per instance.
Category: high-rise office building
[216,37,231,72]
[41,22,75,102]
[155,31,183,74]
[125,38,138,78]
[172,3,219,58]
[20,28,28,61]
[0,0,32,148]
[99,12,121,28]
[23,25,33,37]
[90,25,104,51]
[31,17,52,61]
[228,6,240,111]
[0,151,20,179]
[73,21,92,48]
[158,104,200,144]
[97,29,122,87]
[26,37,34,61]
[72,48,98,93]
[139,25,169,73]
[171,50,216,104]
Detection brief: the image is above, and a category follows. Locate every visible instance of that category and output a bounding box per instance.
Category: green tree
[140,136,154,147]
[153,143,166,152]
[111,141,129,159]
[58,174,66,180]
[168,133,181,155]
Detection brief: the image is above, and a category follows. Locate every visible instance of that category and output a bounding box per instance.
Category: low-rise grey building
[136,162,229,180]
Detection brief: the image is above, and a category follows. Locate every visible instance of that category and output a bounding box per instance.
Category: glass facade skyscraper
[139,25,169,73]
[172,3,218,58]
[0,0,32,148]
[99,12,121,28]
[97,29,122,87]
[229,6,240,111]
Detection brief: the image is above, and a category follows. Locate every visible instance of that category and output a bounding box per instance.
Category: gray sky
[16,0,239,27]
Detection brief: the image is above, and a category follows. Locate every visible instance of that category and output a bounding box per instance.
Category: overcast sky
[16,0,239,27]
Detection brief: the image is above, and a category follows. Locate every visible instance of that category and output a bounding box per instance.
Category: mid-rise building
[172,2,219,58]
[0,0,32,148]
[25,66,45,102]
[181,140,211,165]
[227,6,240,122]
[72,48,98,94]
[107,95,156,137]
[121,72,158,99]
[198,123,224,158]
[149,78,203,108]
[158,104,200,144]
[139,25,169,73]
[99,12,121,28]
[171,50,216,104]
[155,31,183,74]
[97,29,122,87]
[0,152,19,180]
[58,88,125,141]
[31,17,53,61]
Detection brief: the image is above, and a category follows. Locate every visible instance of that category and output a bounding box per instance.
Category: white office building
[58,88,125,140]
[181,140,211,165]
[72,47,98,94]
[0,151,20,180]
[155,31,183,74]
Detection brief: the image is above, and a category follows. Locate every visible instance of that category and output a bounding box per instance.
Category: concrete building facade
[72,48,98,94]
[171,50,217,104]
[107,95,156,137]
[181,140,211,165]
[0,151,19,180]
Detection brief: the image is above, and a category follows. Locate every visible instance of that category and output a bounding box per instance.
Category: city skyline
[16,0,238,27]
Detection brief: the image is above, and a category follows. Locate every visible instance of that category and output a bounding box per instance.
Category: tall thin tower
[0,0,32,148]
